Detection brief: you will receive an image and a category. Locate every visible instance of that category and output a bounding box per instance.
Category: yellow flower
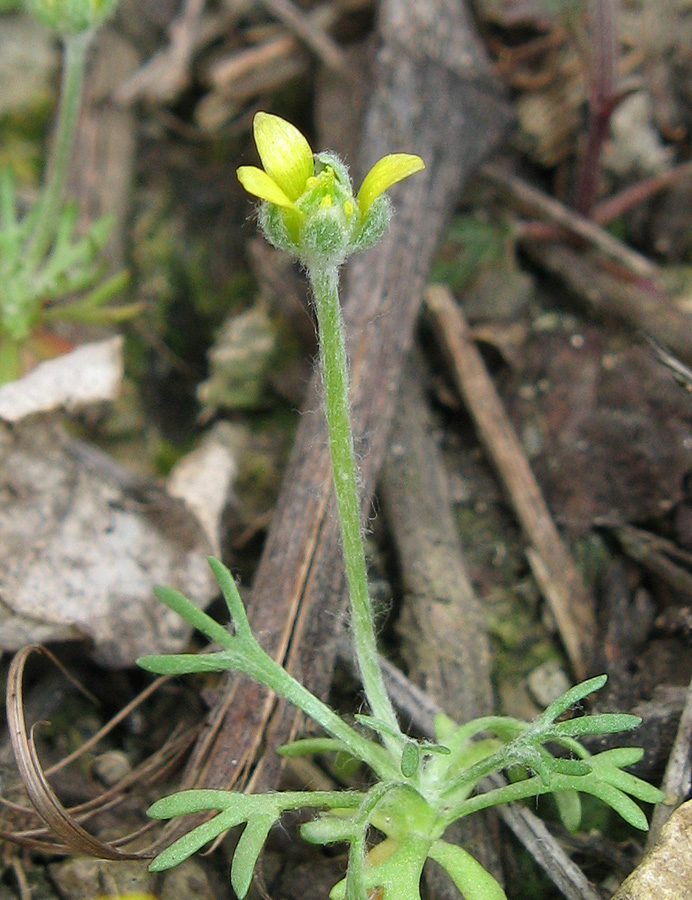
[237,112,424,265]
[237,113,313,210]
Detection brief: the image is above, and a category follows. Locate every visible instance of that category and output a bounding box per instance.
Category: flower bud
[25,0,119,33]
[237,111,424,268]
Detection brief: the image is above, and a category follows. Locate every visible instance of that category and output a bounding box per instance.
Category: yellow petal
[253,112,314,201]
[357,154,425,214]
[237,166,296,209]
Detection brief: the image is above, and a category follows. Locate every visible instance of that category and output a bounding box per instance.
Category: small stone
[527,660,571,708]
[92,750,132,787]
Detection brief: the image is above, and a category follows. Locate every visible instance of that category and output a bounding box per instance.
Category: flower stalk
[27,29,91,267]
[308,263,400,742]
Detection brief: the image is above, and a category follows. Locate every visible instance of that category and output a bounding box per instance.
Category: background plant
[138,113,664,900]
[0,0,138,384]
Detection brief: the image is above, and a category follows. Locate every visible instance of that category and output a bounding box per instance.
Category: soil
[2,1,692,899]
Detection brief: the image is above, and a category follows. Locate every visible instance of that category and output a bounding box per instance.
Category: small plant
[0,0,137,384]
[138,113,663,900]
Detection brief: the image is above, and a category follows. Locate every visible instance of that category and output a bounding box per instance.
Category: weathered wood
[179,0,511,802]
[381,358,494,726]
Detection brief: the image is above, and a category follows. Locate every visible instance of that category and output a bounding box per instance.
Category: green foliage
[0,168,134,382]
[0,170,139,383]
[140,559,664,900]
[0,9,134,385]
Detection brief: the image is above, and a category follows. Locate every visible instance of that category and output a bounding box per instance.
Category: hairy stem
[243,643,395,777]
[308,264,400,746]
[28,29,91,266]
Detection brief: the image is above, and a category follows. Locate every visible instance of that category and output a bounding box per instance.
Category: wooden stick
[259,0,348,73]
[648,672,692,845]
[425,284,596,679]
[482,162,661,283]
[526,240,692,367]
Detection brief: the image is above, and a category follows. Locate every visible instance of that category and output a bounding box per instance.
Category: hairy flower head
[237,112,424,267]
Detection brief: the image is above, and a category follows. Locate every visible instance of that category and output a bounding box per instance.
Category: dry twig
[259,0,348,73]
[425,284,596,678]
[482,162,661,283]
[648,673,692,845]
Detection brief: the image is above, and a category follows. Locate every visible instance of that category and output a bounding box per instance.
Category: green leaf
[433,714,457,742]
[44,299,142,325]
[553,774,650,831]
[149,807,241,871]
[551,713,642,738]
[593,747,645,767]
[401,742,420,777]
[429,840,507,900]
[137,650,235,676]
[231,815,276,898]
[152,583,234,648]
[208,556,252,638]
[553,789,582,832]
[590,754,665,805]
[147,789,238,819]
[0,169,18,231]
[545,757,592,777]
[277,737,347,757]
[301,811,358,846]
[602,767,665,805]
[537,675,607,725]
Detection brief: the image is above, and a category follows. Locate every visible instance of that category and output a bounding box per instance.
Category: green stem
[27,29,91,267]
[243,645,396,778]
[308,264,400,746]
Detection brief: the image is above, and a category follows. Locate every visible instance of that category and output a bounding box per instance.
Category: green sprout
[139,113,663,900]
[0,0,137,384]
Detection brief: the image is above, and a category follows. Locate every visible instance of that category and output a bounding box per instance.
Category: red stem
[574,0,619,215]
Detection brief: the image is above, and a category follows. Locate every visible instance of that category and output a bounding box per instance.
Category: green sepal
[351,195,391,253]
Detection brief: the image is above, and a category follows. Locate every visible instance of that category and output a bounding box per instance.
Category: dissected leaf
[231,815,276,898]
[537,675,608,725]
[553,789,582,833]
[149,808,241,871]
